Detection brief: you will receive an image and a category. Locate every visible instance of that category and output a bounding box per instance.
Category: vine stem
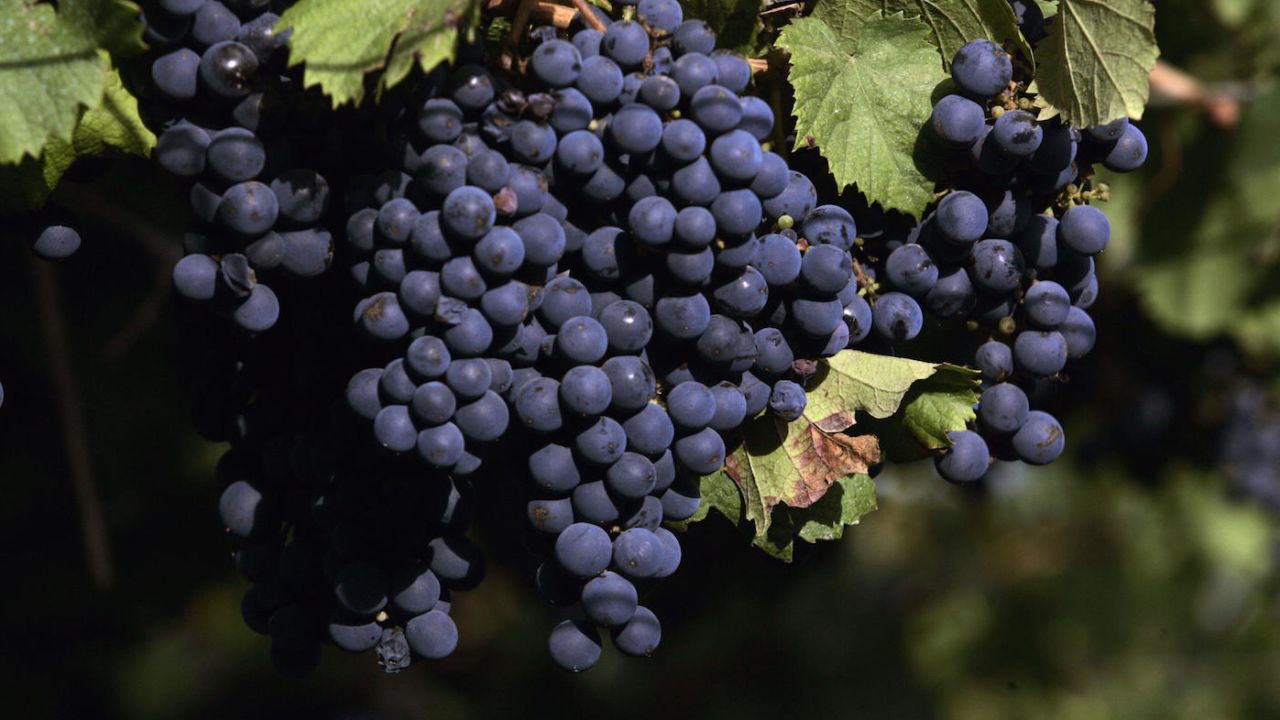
[568,0,608,32]
[28,253,116,591]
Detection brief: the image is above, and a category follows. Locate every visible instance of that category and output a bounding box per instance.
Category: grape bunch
[860,31,1147,482]
[100,0,1148,677]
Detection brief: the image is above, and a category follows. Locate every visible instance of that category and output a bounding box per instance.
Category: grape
[1086,117,1128,143]
[659,475,702,520]
[762,171,817,221]
[638,0,683,34]
[627,196,676,247]
[671,157,721,206]
[156,122,211,177]
[271,169,330,226]
[528,497,575,534]
[672,427,725,475]
[662,118,707,164]
[885,244,938,296]
[930,94,986,145]
[691,85,744,133]
[934,430,990,483]
[1058,205,1111,256]
[634,75,678,112]
[192,1,240,47]
[606,452,658,499]
[623,403,675,457]
[1016,214,1059,273]
[664,381,714,430]
[711,189,762,237]
[560,365,613,417]
[602,356,657,412]
[768,380,807,422]
[575,416,628,465]
[516,377,564,433]
[530,443,582,494]
[1060,306,1096,358]
[549,619,602,672]
[602,20,650,68]
[923,266,976,318]
[570,481,623,524]
[951,39,1012,100]
[404,610,458,660]
[985,189,1031,239]
[557,316,609,364]
[1023,280,1071,328]
[599,300,654,353]
[329,619,382,654]
[673,20,716,56]
[711,50,751,94]
[443,308,494,356]
[1104,123,1148,173]
[655,292,712,339]
[199,40,258,99]
[573,28,604,57]
[417,145,467,198]
[152,48,201,100]
[513,213,566,267]
[709,129,764,183]
[967,239,1024,295]
[738,96,774,142]
[872,292,924,342]
[612,528,665,579]
[611,104,664,155]
[531,40,582,88]
[472,226,525,277]
[978,383,1029,434]
[510,120,558,165]
[612,605,662,657]
[1012,410,1065,465]
[1029,122,1077,175]
[408,382,454,426]
[30,224,82,261]
[582,571,639,628]
[1013,330,1068,377]
[936,191,988,244]
[788,297,841,338]
[555,523,613,578]
[844,293,873,343]
[991,110,1043,157]
[218,480,263,538]
[969,125,1020,175]
[713,266,769,317]
[974,341,1012,382]
[672,53,719,99]
[173,253,219,301]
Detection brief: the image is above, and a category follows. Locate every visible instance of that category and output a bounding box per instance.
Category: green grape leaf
[681,0,763,54]
[1035,0,1059,18]
[0,64,153,214]
[277,0,481,107]
[1034,0,1159,128]
[0,0,141,164]
[836,0,1032,68]
[685,350,974,559]
[778,10,947,216]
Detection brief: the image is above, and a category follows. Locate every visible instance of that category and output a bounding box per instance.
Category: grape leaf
[778,10,947,216]
[277,0,481,107]
[833,0,1032,68]
[1034,0,1159,128]
[0,0,140,164]
[681,0,762,54]
[685,350,974,559]
[0,65,155,214]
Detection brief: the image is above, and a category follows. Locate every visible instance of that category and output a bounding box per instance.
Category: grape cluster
[860,32,1147,482]
[140,0,339,333]
[113,0,1146,677]
[327,0,898,670]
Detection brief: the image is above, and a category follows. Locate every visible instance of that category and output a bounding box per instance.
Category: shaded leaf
[681,0,763,54]
[1034,0,1159,128]
[278,0,480,107]
[833,0,1032,68]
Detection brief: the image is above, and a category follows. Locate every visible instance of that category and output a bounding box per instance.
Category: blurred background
[6,1,1280,717]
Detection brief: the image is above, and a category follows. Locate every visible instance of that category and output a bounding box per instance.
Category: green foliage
[680,0,762,54]
[1035,0,1160,127]
[0,0,141,164]
[837,0,1032,67]
[688,351,978,560]
[277,0,482,107]
[0,66,155,214]
[778,8,947,215]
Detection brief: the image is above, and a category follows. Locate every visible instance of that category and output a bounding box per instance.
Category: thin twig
[510,0,537,42]
[569,0,608,32]
[532,2,576,27]
[104,263,172,360]
[747,58,769,74]
[29,254,116,591]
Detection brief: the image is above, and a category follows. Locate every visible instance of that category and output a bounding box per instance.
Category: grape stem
[533,2,576,28]
[567,0,608,32]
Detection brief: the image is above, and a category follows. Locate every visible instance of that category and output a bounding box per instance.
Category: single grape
[555,523,613,578]
[967,239,1025,295]
[978,382,1029,434]
[991,110,1043,157]
[872,292,924,342]
[690,85,744,133]
[606,452,658,499]
[930,94,986,145]
[1012,410,1065,465]
[1023,280,1071,328]
[1013,330,1068,377]
[768,380,807,422]
[602,19,650,68]
[951,39,1012,100]
[1058,204,1111,256]
[934,430,990,483]
[974,340,1013,382]
[1103,123,1148,173]
[549,620,602,672]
